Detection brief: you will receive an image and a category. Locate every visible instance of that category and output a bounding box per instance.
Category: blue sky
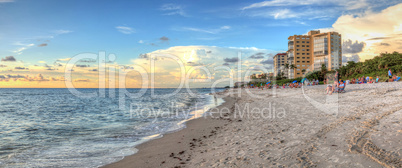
[1,0,402,87]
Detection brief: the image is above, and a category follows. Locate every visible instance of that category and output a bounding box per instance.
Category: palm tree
[290,64,296,69]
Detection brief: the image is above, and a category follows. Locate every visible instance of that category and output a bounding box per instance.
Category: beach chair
[395,77,401,82]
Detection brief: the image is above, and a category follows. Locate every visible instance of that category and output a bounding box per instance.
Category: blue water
[0,88,224,168]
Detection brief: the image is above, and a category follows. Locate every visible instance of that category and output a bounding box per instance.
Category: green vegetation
[305,52,402,82]
[337,52,402,81]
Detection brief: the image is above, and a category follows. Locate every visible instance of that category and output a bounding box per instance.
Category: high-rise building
[286,30,342,79]
[273,53,287,77]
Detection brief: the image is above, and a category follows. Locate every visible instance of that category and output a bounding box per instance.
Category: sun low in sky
[1,0,402,88]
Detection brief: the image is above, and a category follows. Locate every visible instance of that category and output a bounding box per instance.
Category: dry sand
[103,82,402,168]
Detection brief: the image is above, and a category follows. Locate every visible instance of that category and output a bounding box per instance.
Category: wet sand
[103,82,402,168]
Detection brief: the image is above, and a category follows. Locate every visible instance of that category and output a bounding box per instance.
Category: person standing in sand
[388,69,392,79]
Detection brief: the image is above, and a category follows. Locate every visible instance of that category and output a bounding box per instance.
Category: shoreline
[101,90,236,168]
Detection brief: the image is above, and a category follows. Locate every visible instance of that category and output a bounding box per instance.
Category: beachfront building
[311,31,342,71]
[287,30,342,78]
[273,53,287,77]
[249,72,273,82]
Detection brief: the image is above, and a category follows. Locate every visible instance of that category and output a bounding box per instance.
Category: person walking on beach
[388,69,392,79]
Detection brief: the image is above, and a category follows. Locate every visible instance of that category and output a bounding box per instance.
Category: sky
[1,0,402,88]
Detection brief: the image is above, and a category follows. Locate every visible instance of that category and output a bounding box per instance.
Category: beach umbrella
[293,80,297,83]
[266,82,271,84]
[251,84,253,86]
[301,78,306,83]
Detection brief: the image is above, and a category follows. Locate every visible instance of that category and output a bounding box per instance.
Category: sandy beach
[103,82,402,168]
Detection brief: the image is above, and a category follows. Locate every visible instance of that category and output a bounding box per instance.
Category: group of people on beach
[246,69,399,93]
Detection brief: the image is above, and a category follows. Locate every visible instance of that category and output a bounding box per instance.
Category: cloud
[160,36,170,43]
[89,69,98,71]
[76,65,90,67]
[79,59,97,63]
[327,3,402,60]
[342,40,365,54]
[12,43,34,54]
[160,4,187,16]
[179,25,231,34]
[241,0,401,20]
[260,59,273,64]
[380,43,390,46]
[0,64,7,68]
[74,78,91,82]
[249,52,266,59]
[343,54,360,63]
[14,66,27,70]
[116,26,135,34]
[222,62,230,66]
[56,58,71,61]
[139,53,149,59]
[138,40,144,44]
[38,43,48,47]
[1,56,16,62]
[53,29,72,35]
[223,57,239,63]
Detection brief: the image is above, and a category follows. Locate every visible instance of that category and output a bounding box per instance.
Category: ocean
[0,88,224,167]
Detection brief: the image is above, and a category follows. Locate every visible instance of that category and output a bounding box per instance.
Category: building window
[297,53,300,55]
[306,41,310,43]
[297,69,300,71]
[307,53,310,55]
[297,57,300,59]
[296,45,300,47]
[302,57,305,59]
[297,61,300,63]
[297,73,300,75]
[307,49,310,51]
[302,49,305,51]
[307,57,310,59]
[307,61,310,63]
[302,61,305,63]
[296,41,300,43]
[302,41,305,43]
[306,45,309,47]
[302,45,305,47]
[297,65,300,67]
[296,49,299,51]
[302,53,305,55]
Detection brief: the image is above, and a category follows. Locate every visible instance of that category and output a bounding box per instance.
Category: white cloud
[53,29,73,35]
[138,40,144,44]
[242,0,322,10]
[116,26,135,34]
[322,3,402,60]
[56,58,71,61]
[160,4,187,16]
[178,25,231,34]
[241,0,401,20]
[12,43,34,54]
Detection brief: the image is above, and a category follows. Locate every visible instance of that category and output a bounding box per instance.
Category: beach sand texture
[103,82,402,168]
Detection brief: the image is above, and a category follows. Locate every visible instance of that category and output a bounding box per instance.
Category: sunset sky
[1,0,402,88]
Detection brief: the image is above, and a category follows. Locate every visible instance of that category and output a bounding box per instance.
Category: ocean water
[0,88,224,168]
